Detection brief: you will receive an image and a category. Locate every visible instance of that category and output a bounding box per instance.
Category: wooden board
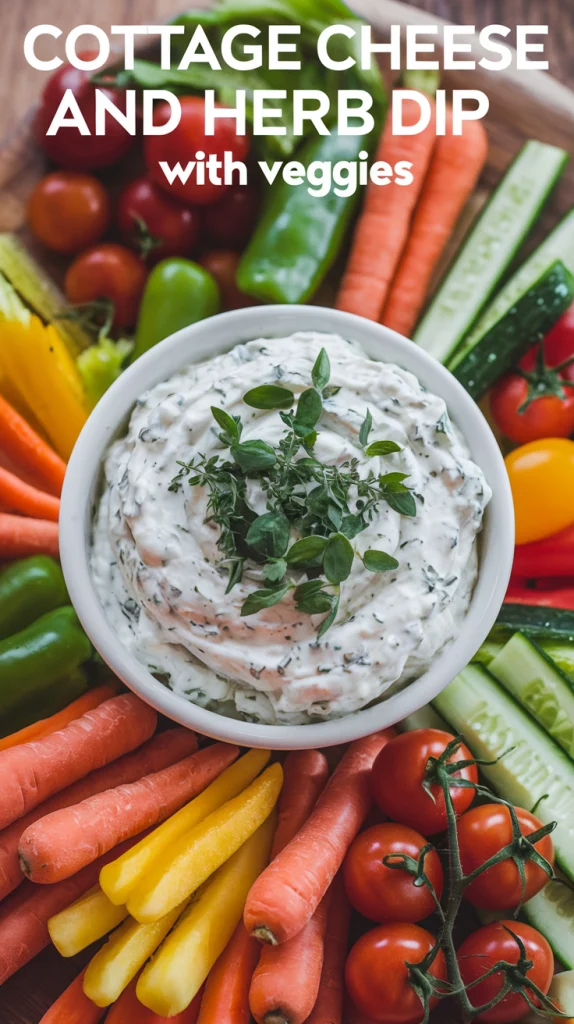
[1,3,573,1020]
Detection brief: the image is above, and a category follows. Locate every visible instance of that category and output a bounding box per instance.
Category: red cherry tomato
[117,177,201,264]
[200,250,257,311]
[64,243,147,330]
[458,804,554,910]
[457,921,553,1023]
[35,56,134,170]
[343,823,444,923]
[203,184,260,249]
[371,730,478,836]
[490,373,574,444]
[529,301,574,380]
[27,171,110,254]
[345,922,447,1024]
[145,96,249,206]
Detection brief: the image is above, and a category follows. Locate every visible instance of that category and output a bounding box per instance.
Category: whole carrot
[0,465,60,521]
[197,922,260,1024]
[271,750,329,858]
[381,111,488,338]
[0,512,59,558]
[20,742,239,883]
[0,726,196,901]
[0,394,66,496]
[336,99,436,321]
[244,730,394,945]
[0,832,150,984]
[306,875,351,1024]
[38,969,106,1024]
[107,977,204,1024]
[249,893,331,1024]
[0,693,156,831]
[0,682,116,753]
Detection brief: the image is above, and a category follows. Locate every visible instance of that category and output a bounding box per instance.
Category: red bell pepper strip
[512,523,574,579]
[504,583,574,609]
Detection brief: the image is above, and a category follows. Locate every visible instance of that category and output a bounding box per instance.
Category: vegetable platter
[2,1,574,1023]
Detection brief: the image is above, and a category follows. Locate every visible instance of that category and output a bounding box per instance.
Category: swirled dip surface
[91,332,491,724]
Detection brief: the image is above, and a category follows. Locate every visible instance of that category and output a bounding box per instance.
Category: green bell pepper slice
[131,258,221,362]
[0,556,68,641]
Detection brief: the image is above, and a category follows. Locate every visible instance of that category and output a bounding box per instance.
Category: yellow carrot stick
[82,902,187,1007]
[48,885,128,958]
[100,748,270,907]
[137,814,276,1018]
[127,763,283,925]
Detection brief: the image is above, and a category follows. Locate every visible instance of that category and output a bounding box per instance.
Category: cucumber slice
[473,641,504,667]
[541,642,574,680]
[461,205,574,356]
[489,633,574,760]
[434,664,574,882]
[449,260,574,399]
[523,878,574,971]
[413,141,568,361]
[490,605,574,644]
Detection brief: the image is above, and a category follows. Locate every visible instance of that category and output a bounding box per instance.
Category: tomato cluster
[29,60,260,332]
[343,730,555,1024]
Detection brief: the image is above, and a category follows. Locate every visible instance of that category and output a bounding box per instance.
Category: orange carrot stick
[38,969,106,1024]
[0,832,150,984]
[20,741,239,883]
[0,465,60,521]
[0,726,197,901]
[107,977,204,1024]
[336,99,436,321]
[271,751,329,858]
[249,892,331,1024]
[197,922,261,1024]
[306,875,351,1024]
[244,730,395,946]
[0,394,66,496]
[0,693,157,831]
[0,683,116,753]
[0,512,59,558]
[381,111,488,338]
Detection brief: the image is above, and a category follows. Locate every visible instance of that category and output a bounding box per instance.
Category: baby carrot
[0,465,60,521]
[306,875,351,1024]
[244,730,394,946]
[249,892,330,1024]
[38,969,106,1024]
[106,977,204,1024]
[0,832,148,984]
[336,99,436,321]
[0,512,59,558]
[0,726,196,902]
[0,393,66,496]
[0,693,157,830]
[127,763,283,924]
[100,748,270,908]
[19,742,239,883]
[0,683,116,753]
[381,111,488,338]
[197,922,260,1024]
[271,750,329,857]
[49,885,128,957]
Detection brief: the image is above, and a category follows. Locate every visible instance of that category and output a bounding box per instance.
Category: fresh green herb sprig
[170,348,417,635]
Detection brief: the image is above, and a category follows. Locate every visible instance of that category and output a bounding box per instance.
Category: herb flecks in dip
[91,332,491,724]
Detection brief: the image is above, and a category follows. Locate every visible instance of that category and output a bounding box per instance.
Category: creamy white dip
[91,332,491,724]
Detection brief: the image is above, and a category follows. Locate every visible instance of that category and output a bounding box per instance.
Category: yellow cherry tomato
[505,438,574,545]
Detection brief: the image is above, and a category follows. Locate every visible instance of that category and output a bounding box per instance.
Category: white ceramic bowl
[60,305,514,749]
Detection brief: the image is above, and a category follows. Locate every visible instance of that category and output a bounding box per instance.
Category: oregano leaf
[243,385,293,410]
[312,347,331,391]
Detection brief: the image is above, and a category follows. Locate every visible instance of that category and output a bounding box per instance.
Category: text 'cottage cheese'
[91,332,491,724]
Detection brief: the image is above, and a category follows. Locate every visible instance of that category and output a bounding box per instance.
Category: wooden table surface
[1,1,573,1022]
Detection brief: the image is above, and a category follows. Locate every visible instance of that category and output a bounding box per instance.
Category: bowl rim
[59,304,514,749]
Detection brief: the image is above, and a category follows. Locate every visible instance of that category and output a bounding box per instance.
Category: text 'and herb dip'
[91,332,491,724]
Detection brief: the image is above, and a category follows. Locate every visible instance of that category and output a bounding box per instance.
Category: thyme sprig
[169,348,417,635]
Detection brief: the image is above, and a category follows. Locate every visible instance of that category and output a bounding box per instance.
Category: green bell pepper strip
[0,606,92,726]
[0,556,68,641]
[1,667,89,738]
[131,258,221,362]
[237,133,367,304]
